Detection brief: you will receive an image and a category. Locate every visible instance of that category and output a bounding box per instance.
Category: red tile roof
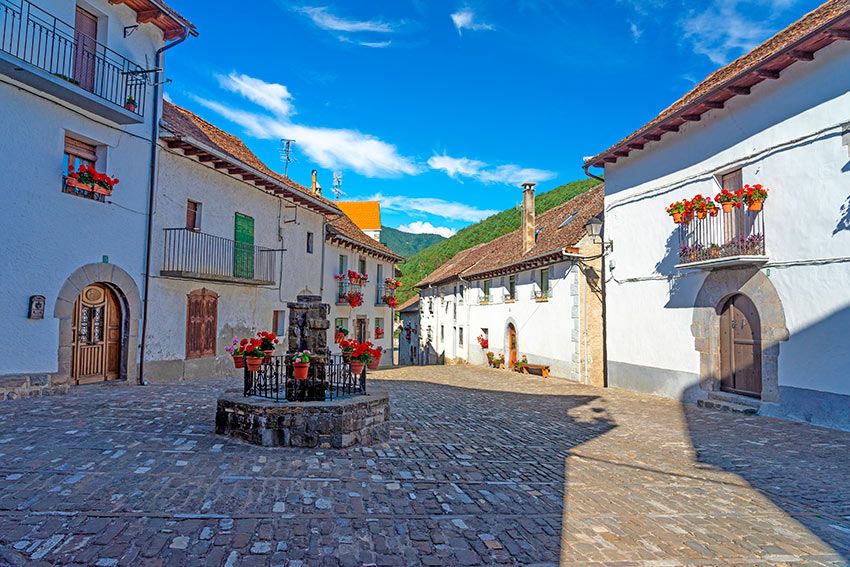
[112,0,198,39]
[585,0,850,168]
[418,186,603,286]
[397,294,420,313]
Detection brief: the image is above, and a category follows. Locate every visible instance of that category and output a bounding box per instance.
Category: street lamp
[584,216,603,241]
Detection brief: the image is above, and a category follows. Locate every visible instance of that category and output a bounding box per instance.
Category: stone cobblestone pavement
[0,365,848,566]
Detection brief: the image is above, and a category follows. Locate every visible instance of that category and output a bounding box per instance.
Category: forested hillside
[380,226,446,258]
[396,178,599,303]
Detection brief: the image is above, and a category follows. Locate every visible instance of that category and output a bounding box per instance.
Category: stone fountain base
[215,390,390,448]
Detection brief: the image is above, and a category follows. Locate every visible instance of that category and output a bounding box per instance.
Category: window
[508,275,517,300]
[376,264,384,302]
[307,232,314,254]
[482,280,491,303]
[375,317,384,336]
[186,288,218,359]
[538,267,551,298]
[64,135,97,175]
[186,200,201,231]
[358,258,367,276]
[720,169,743,192]
[459,327,464,347]
[338,254,348,274]
[273,310,286,337]
[335,317,349,335]
[458,284,465,304]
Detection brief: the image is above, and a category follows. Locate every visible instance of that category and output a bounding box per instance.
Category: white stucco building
[0,0,195,398]
[416,185,604,385]
[584,1,850,429]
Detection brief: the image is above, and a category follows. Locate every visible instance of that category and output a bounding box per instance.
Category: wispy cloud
[197,72,420,178]
[370,193,498,223]
[680,1,773,65]
[295,6,395,33]
[428,153,556,186]
[397,221,457,238]
[450,8,494,35]
[629,21,642,42]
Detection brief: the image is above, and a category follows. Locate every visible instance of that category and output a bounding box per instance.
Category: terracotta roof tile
[336,202,381,230]
[418,186,604,285]
[586,0,850,167]
[398,294,420,312]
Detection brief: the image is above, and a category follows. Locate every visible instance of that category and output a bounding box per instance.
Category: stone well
[215,390,390,448]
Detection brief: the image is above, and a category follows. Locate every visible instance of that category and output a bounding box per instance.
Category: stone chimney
[311,169,318,194]
[521,182,536,253]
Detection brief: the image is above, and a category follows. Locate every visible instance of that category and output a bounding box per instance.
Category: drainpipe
[319,217,328,296]
[138,27,191,386]
[582,162,607,388]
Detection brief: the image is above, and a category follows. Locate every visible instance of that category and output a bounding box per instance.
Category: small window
[508,275,516,299]
[375,317,384,336]
[338,254,348,273]
[358,258,367,276]
[558,213,577,229]
[307,232,314,254]
[334,317,349,343]
[186,200,201,231]
[539,268,551,295]
[273,310,286,337]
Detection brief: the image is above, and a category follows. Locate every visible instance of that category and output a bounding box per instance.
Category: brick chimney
[521,182,536,253]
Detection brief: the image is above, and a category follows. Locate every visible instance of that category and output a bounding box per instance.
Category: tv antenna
[279,139,296,177]
[332,171,345,200]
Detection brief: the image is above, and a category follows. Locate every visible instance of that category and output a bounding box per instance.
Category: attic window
[535,228,544,240]
[558,213,577,229]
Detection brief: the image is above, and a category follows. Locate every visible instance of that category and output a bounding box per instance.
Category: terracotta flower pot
[721,201,735,213]
[748,200,763,212]
[125,103,137,112]
[350,360,365,376]
[672,212,683,223]
[245,356,263,372]
[708,207,719,217]
[696,210,707,219]
[368,352,382,370]
[262,349,274,363]
[293,362,310,380]
[232,354,244,369]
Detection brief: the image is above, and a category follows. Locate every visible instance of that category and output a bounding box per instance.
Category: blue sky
[163,0,817,237]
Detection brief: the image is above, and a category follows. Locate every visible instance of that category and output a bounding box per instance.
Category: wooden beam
[645,134,662,141]
[828,29,850,40]
[603,156,617,164]
[183,148,203,156]
[789,50,815,61]
[213,161,230,169]
[227,168,244,175]
[755,68,780,79]
[614,150,630,157]
[197,155,216,163]
[136,9,161,24]
[659,124,679,133]
[682,114,702,122]
[705,101,724,109]
[627,142,644,150]
[242,174,261,181]
[727,85,751,95]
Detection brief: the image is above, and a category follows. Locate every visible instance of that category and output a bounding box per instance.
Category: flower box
[65,177,112,197]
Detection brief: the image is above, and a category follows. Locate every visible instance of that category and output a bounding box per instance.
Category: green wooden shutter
[234,213,255,279]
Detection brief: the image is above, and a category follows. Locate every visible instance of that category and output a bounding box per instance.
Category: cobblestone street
[0,366,848,566]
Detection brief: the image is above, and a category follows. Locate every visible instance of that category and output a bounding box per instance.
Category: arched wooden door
[72,284,121,384]
[508,324,518,368]
[720,294,762,398]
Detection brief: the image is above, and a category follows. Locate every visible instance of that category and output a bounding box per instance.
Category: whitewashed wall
[0,0,164,376]
[602,40,850,426]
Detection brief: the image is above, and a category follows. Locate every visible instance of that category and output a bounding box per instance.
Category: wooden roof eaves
[325,231,403,264]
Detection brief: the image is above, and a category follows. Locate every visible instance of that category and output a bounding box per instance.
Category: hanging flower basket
[381,295,398,308]
[232,355,244,369]
[350,360,365,376]
[245,356,263,372]
[346,291,364,308]
[368,347,383,370]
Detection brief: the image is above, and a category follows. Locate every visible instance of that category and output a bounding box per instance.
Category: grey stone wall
[0,374,70,400]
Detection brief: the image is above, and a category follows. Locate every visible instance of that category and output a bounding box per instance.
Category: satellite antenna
[279,139,296,177]
[332,171,345,200]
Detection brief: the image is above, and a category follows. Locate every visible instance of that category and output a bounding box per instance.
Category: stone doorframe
[690,268,788,402]
[54,263,142,384]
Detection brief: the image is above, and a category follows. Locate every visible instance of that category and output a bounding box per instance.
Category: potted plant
[739,184,768,212]
[495,353,505,369]
[665,200,690,224]
[341,339,374,376]
[368,346,383,370]
[486,352,495,367]
[124,95,137,112]
[714,189,741,213]
[385,277,402,290]
[381,295,398,308]
[375,327,385,339]
[477,335,489,349]
[347,269,368,286]
[691,195,710,219]
[225,338,246,369]
[66,164,120,196]
[514,355,529,373]
[707,199,719,217]
[708,243,721,258]
[291,351,312,380]
[243,339,265,372]
[346,291,364,308]
[257,331,278,362]
[334,326,349,344]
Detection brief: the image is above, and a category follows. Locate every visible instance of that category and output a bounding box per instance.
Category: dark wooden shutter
[186,201,199,231]
[186,288,218,359]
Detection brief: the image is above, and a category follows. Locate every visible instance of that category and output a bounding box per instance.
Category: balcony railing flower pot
[346,291,364,308]
[226,338,249,369]
[245,356,263,372]
[124,96,137,113]
[291,351,312,380]
[340,338,378,376]
[381,295,398,308]
[350,360,365,376]
[368,347,383,370]
[740,184,768,212]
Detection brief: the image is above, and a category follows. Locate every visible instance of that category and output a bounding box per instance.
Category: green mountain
[380,226,446,258]
[395,178,599,304]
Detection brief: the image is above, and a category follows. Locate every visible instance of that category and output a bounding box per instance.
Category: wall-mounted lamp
[584,216,603,241]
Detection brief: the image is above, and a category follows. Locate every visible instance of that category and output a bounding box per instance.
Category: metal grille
[0,0,147,115]
[678,208,765,264]
[244,355,367,402]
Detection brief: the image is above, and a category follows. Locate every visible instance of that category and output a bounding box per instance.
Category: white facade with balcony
[595,37,850,429]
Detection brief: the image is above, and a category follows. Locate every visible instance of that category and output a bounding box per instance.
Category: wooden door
[73,7,98,92]
[720,295,762,397]
[233,213,255,279]
[508,324,518,368]
[72,284,121,384]
[355,317,367,343]
[186,289,218,359]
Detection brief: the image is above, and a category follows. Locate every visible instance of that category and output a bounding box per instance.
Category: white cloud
[397,221,457,238]
[196,73,420,178]
[629,21,642,42]
[359,40,392,48]
[681,1,773,65]
[296,6,395,33]
[162,92,173,103]
[370,193,498,223]
[450,8,494,35]
[427,153,556,186]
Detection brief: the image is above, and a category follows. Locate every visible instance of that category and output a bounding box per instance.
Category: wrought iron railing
[244,354,366,402]
[0,0,147,115]
[161,228,278,284]
[337,279,364,304]
[678,208,765,264]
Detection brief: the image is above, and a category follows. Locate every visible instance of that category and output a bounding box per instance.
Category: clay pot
[748,200,763,212]
[293,362,310,380]
[696,210,707,220]
[708,207,719,217]
[672,212,683,223]
[245,356,263,372]
[232,355,244,369]
[368,351,382,370]
[350,360,365,376]
[262,349,274,363]
[721,201,735,213]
